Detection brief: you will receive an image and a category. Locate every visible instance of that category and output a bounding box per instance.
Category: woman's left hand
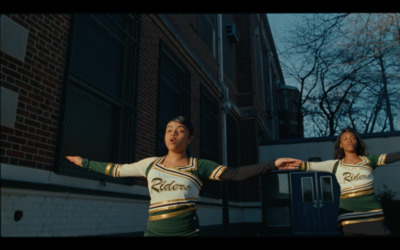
[275,158,303,169]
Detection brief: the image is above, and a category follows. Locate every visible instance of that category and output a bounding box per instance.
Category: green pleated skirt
[144,210,200,237]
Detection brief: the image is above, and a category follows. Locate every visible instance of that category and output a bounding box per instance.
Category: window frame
[156,43,191,156]
[197,14,217,57]
[199,86,222,198]
[55,14,141,185]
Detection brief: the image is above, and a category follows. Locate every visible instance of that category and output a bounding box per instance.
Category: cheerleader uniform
[298,152,400,236]
[81,156,277,236]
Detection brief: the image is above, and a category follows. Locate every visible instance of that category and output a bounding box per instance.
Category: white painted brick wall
[1,164,263,237]
[1,188,149,237]
[197,204,223,226]
[228,202,263,224]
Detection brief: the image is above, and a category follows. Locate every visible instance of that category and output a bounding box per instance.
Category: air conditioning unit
[226,23,239,43]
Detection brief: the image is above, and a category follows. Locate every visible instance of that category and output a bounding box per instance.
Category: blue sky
[267,13,300,41]
[267,13,307,87]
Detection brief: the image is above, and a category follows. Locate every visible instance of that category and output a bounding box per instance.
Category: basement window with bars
[56,14,141,184]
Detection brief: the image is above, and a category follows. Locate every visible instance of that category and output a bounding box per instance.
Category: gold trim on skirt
[148,206,197,221]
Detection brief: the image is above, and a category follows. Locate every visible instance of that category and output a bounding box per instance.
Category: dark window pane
[320,176,333,202]
[200,88,221,198]
[70,15,124,98]
[302,177,314,203]
[157,46,191,156]
[200,90,219,161]
[57,14,141,184]
[61,84,117,161]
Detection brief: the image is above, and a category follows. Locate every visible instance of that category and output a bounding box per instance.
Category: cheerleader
[66,116,301,236]
[298,128,400,236]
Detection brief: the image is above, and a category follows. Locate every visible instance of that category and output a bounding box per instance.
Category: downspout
[268,51,276,139]
[217,14,231,234]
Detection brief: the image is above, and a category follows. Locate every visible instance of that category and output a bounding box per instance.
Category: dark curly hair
[168,116,194,136]
[334,128,368,159]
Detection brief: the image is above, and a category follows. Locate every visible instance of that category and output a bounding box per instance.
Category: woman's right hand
[66,156,83,167]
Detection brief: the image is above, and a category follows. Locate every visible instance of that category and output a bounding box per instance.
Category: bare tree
[341,13,400,133]
[278,13,400,137]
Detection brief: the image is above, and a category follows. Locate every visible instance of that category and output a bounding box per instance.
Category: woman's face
[164,121,192,154]
[340,131,358,154]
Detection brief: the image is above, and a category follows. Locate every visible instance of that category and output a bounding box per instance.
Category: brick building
[1,14,299,236]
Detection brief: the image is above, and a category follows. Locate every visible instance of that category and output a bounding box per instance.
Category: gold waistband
[148,206,197,221]
[339,216,385,226]
[340,189,374,199]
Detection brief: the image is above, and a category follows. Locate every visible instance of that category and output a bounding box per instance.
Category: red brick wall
[1,14,224,171]
[134,16,160,160]
[1,14,70,170]
[135,14,222,160]
[1,13,279,205]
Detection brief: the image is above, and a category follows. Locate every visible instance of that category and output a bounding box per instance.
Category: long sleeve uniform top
[298,152,400,227]
[82,156,276,222]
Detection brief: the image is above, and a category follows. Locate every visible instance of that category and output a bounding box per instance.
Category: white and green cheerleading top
[82,156,227,221]
[299,154,388,227]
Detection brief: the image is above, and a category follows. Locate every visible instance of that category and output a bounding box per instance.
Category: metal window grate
[56,14,141,185]
[156,44,191,156]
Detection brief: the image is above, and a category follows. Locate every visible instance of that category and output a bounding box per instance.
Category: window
[57,14,141,184]
[264,173,290,200]
[156,44,191,156]
[200,88,220,162]
[200,87,221,198]
[320,176,334,202]
[222,14,235,83]
[227,114,239,168]
[254,28,266,109]
[263,173,291,227]
[227,115,240,201]
[301,177,314,203]
[197,14,216,56]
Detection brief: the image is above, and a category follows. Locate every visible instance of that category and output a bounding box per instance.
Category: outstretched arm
[66,156,83,167]
[65,155,156,177]
[275,158,303,170]
[220,158,302,182]
[66,155,109,175]
[386,151,400,164]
